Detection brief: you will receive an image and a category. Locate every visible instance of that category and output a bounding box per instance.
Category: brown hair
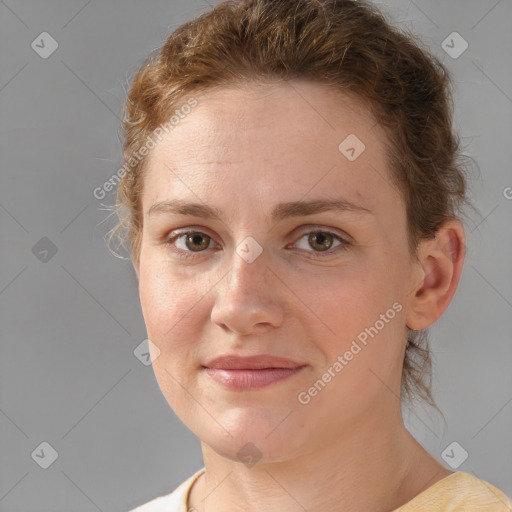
[111,0,474,410]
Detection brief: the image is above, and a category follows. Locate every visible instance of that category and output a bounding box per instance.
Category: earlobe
[405,219,466,331]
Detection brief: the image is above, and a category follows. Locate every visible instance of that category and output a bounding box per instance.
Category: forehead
[150,80,381,156]
[142,80,399,216]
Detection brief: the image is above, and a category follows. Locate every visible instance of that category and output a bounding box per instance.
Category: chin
[188,409,306,465]
[201,430,304,466]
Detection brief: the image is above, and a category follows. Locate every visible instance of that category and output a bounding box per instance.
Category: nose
[210,246,285,335]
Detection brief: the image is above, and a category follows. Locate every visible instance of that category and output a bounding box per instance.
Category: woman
[114,0,511,510]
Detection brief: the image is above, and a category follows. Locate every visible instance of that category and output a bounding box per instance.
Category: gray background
[0,0,511,510]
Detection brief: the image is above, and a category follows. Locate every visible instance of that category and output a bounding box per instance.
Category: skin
[133,80,465,512]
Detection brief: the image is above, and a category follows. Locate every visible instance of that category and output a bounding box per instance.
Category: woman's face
[136,80,423,462]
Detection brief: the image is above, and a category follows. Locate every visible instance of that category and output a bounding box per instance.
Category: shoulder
[396,471,512,512]
[128,468,205,512]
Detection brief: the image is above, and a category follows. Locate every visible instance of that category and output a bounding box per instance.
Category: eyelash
[163,227,351,261]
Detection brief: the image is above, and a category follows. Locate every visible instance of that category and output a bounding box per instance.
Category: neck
[188,407,451,512]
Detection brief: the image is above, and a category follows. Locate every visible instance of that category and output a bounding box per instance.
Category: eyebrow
[147,198,373,222]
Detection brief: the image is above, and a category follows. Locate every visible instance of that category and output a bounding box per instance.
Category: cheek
[138,258,199,349]
[138,261,203,405]
[319,265,386,328]
[315,257,407,367]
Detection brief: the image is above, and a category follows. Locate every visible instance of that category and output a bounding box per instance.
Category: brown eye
[307,231,334,252]
[164,229,219,261]
[183,232,211,252]
[293,228,350,259]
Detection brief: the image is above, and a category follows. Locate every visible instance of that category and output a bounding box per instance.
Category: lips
[203,354,305,370]
[202,355,307,389]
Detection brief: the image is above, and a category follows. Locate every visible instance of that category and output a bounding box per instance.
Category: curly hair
[110,0,474,411]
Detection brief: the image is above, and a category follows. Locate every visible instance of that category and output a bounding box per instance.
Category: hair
[110,0,475,412]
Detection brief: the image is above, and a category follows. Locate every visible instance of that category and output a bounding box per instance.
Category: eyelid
[164,226,219,245]
[292,224,352,242]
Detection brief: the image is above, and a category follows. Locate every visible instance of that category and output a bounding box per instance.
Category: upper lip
[203,355,306,370]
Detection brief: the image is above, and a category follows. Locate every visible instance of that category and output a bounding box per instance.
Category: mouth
[202,367,307,389]
[202,354,308,390]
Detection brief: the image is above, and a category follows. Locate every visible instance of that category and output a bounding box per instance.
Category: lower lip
[204,366,306,389]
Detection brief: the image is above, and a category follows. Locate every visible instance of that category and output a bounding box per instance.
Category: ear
[406,218,466,330]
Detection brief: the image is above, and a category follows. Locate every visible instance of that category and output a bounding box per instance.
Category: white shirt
[129,468,205,512]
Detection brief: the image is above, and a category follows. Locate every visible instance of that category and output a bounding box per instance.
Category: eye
[164,230,216,260]
[292,229,350,259]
